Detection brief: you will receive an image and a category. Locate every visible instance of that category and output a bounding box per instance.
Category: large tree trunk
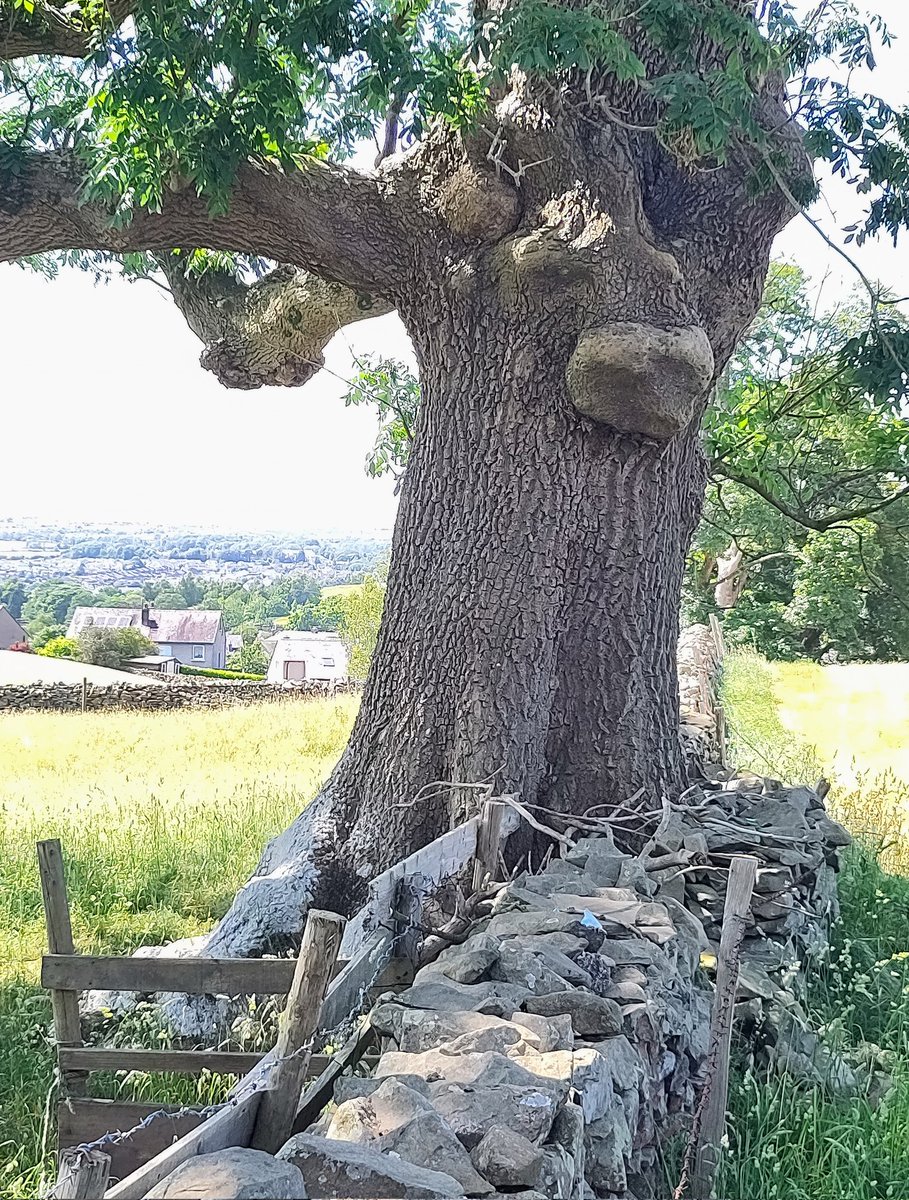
[204,288,708,959]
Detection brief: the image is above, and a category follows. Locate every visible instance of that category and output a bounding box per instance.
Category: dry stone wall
[0,678,358,713]
[267,781,849,1200]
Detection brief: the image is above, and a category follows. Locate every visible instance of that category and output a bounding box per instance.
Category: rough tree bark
[0,24,807,982]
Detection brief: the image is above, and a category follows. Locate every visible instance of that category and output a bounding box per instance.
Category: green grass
[4,654,909,1198]
[0,696,357,1197]
[716,652,909,1200]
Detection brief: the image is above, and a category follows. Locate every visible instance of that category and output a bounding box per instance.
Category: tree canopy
[3,0,909,373]
[686,261,909,661]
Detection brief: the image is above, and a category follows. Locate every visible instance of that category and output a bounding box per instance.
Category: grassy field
[2,659,909,1197]
[717,652,909,1200]
[0,696,358,1197]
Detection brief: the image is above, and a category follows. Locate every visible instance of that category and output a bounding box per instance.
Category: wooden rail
[36,798,517,1197]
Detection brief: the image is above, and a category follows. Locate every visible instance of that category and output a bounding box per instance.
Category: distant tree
[22,582,95,631]
[287,593,346,633]
[227,642,268,675]
[178,575,204,607]
[0,579,27,620]
[685,262,909,660]
[38,636,79,659]
[339,575,386,679]
[77,628,156,669]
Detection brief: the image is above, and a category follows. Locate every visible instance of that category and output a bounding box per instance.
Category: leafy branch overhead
[2,1,909,235]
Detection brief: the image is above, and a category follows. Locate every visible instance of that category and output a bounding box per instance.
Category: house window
[158,644,172,657]
[321,658,335,668]
[192,645,205,662]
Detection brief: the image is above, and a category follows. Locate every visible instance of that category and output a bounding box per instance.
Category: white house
[264,631,349,684]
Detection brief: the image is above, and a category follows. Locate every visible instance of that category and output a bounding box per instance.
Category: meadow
[1,660,908,1197]
[0,695,358,1197]
[717,652,909,1200]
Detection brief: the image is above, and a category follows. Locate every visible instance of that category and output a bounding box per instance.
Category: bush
[179,666,266,681]
[36,636,78,659]
[77,627,157,669]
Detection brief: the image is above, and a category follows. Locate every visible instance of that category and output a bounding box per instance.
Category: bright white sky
[1,2,907,534]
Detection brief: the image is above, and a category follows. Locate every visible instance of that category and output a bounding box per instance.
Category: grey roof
[68,607,222,644]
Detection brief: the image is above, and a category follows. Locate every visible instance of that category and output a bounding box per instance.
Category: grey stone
[399,978,528,1017]
[334,1073,432,1105]
[483,909,603,949]
[325,1079,490,1195]
[585,1035,646,1093]
[380,1112,494,1196]
[393,1008,526,1054]
[430,1083,560,1148]
[435,1024,528,1057]
[510,1011,575,1052]
[586,1109,632,1193]
[572,951,615,998]
[524,990,623,1038]
[549,1102,585,1184]
[470,1125,543,1189]
[499,932,588,958]
[376,1049,567,1098]
[430,934,502,984]
[326,1077,433,1140]
[521,1047,615,1122]
[538,1146,576,1199]
[490,944,566,995]
[277,1133,465,1197]
[606,980,648,1004]
[509,941,595,988]
[146,1148,306,1199]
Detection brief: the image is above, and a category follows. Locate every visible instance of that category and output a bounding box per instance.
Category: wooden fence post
[53,1149,111,1199]
[472,798,506,893]
[688,855,757,1200]
[709,613,725,661]
[37,840,87,1098]
[250,909,345,1154]
[81,678,87,714]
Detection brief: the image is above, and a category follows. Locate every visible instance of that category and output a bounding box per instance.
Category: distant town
[0,518,391,592]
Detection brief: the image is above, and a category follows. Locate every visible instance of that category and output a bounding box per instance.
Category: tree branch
[159,258,394,389]
[712,460,909,532]
[0,149,409,296]
[0,0,135,59]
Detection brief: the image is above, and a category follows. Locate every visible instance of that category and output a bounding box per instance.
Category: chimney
[141,604,150,628]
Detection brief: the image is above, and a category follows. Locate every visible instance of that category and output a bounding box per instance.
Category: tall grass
[0,696,357,1197]
[715,652,909,1200]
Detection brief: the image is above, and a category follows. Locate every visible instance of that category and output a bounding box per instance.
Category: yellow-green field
[0,696,358,1195]
[2,662,909,1198]
[774,661,909,784]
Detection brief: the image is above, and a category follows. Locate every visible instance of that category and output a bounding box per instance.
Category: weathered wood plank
[319,930,393,1036]
[103,1093,261,1199]
[689,855,757,1200]
[37,839,86,1098]
[250,910,345,1153]
[58,1048,266,1076]
[44,952,400,998]
[341,816,481,957]
[472,798,507,892]
[291,1018,376,1135]
[58,1047,349,1077]
[58,1101,204,1189]
[41,954,308,995]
